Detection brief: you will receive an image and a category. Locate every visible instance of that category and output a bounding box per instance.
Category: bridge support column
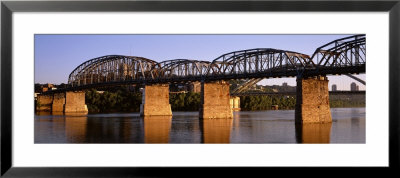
[140,84,172,116]
[52,93,65,113]
[230,96,241,111]
[64,91,88,113]
[200,81,233,119]
[36,94,53,112]
[295,76,332,123]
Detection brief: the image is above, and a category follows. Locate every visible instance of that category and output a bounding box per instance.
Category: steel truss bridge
[230,90,366,96]
[67,35,366,89]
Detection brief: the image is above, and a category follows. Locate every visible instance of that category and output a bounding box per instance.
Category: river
[34,108,365,144]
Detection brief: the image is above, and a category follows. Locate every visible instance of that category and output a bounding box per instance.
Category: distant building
[36,83,56,93]
[350,82,359,91]
[34,93,40,100]
[43,83,54,88]
[282,82,288,87]
[332,84,337,91]
[41,87,49,93]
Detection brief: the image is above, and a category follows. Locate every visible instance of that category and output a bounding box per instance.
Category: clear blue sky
[34,34,365,90]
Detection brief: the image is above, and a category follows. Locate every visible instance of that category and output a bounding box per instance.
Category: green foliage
[85,89,201,113]
[170,92,201,111]
[240,95,365,111]
[240,95,296,111]
[85,88,364,113]
[85,88,142,113]
[329,99,365,108]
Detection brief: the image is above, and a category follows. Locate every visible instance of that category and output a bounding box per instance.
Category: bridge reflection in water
[34,108,365,143]
[34,113,333,144]
[34,113,88,143]
[199,119,233,143]
[295,123,332,143]
[65,116,88,143]
[143,116,172,143]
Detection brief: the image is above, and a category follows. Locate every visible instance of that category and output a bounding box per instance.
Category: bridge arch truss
[67,34,366,88]
[68,55,158,87]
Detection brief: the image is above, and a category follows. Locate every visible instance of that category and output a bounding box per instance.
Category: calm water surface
[34,108,365,143]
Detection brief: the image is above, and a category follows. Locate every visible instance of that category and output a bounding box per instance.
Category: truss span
[67,34,366,88]
[205,48,312,77]
[310,34,366,71]
[68,55,158,87]
[151,59,211,82]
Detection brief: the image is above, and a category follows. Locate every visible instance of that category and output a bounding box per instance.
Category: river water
[34,108,365,144]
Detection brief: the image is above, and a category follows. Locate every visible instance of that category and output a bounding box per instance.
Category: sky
[34,34,366,90]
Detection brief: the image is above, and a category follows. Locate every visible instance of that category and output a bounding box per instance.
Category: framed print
[1,0,399,177]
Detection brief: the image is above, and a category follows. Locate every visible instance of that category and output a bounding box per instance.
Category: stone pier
[140,84,172,116]
[64,91,88,113]
[295,76,332,123]
[52,93,65,112]
[230,96,241,111]
[200,81,233,119]
[36,94,53,112]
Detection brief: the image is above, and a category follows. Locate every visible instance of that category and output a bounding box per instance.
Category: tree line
[85,89,365,113]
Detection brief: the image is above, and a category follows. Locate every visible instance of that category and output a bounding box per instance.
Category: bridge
[37,34,366,123]
[231,90,366,96]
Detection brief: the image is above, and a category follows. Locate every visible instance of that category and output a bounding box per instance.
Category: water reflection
[35,111,53,116]
[84,116,143,143]
[65,116,88,142]
[34,112,89,143]
[295,122,332,143]
[35,108,365,144]
[143,116,172,143]
[52,111,64,116]
[200,119,233,143]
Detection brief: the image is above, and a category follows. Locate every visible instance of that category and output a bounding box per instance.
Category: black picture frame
[1,0,399,177]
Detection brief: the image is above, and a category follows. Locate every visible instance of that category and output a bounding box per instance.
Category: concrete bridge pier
[36,91,88,114]
[230,96,241,111]
[140,84,172,116]
[36,94,53,112]
[64,91,88,113]
[200,80,233,119]
[295,75,332,123]
[52,93,65,113]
